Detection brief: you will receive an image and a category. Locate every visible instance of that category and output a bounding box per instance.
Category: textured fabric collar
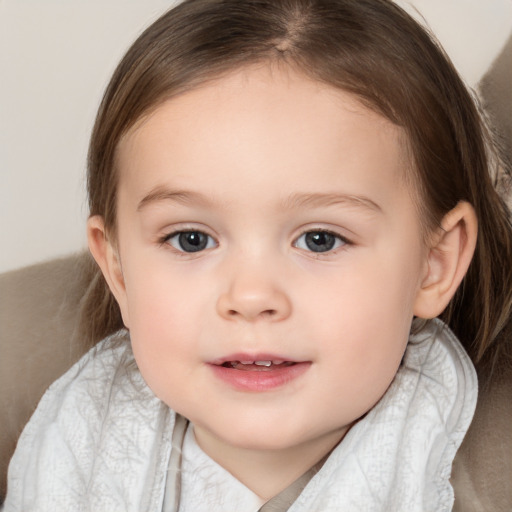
[5,320,476,512]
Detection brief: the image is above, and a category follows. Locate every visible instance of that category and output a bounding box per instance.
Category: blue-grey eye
[167,231,215,253]
[295,231,345,253]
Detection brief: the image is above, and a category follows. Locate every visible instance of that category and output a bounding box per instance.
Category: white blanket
[4,319,477,511]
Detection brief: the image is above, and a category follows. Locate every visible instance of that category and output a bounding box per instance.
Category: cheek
[121,266,204,376]
[313,292,409,419]
[309,257,418,334]
[123,250,204,325]
[303,256,418,396]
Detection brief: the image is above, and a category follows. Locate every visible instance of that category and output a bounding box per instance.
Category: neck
[192,425,347,501]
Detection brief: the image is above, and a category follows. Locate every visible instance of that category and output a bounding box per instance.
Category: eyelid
[293,228,352,254]
[160,227,218,254]
[158,222,216,242]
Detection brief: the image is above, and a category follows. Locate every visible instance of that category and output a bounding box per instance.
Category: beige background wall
[1,0,511,273]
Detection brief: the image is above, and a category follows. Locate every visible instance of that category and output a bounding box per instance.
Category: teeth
[224,359,291,368]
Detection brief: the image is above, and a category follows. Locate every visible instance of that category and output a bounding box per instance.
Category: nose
[216,264,292,322]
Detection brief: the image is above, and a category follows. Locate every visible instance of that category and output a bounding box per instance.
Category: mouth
[219,359,296,371]
[209,354,310,391]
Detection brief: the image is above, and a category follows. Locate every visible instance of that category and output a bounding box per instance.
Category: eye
[165,230,216,253]
[294,230,347,253]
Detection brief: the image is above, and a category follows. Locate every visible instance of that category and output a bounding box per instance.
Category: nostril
[226,308,277,318]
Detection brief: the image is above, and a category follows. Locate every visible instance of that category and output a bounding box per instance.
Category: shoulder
[452,356,512,511]
[4,331,171,511]
[14,330,140,441]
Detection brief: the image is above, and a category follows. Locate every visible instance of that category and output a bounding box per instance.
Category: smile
[209,355,311,391]
[221,360,294,370]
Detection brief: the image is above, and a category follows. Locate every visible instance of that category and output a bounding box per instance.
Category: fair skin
[88,64,477,500]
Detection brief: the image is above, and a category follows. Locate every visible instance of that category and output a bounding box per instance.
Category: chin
[198,418,304,451]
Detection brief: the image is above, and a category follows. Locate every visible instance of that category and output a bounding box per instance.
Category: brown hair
[85,0,512,371]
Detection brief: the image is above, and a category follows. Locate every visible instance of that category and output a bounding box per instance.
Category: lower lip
[209,362,311,391]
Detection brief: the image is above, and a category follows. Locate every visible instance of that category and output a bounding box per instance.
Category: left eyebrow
[282,192,383,214]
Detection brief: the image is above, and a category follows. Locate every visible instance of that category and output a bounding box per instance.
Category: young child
[5,0,512,510]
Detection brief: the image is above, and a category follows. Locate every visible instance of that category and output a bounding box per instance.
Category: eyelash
[160,230,217,254]
[159,228,351,255]
[293,229,350,254]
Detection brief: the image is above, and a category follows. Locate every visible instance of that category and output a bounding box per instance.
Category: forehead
[116,65,411,211]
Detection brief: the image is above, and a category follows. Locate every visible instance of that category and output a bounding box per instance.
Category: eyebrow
[137,186,382,214]
[283,192,383,214]
[137,187,212,211]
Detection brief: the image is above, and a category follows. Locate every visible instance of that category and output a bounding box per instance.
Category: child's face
[111,65,430,459]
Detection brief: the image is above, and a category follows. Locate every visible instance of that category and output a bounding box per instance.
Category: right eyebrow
[136,186,213,211]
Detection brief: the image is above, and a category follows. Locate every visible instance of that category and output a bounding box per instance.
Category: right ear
[87,215,130,328]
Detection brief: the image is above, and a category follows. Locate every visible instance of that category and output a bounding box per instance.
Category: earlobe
[87,216,130,327]
[413,201,478,319]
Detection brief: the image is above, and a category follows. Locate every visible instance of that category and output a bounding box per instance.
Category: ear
[413,201,478,319]
[87,215,130,328]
